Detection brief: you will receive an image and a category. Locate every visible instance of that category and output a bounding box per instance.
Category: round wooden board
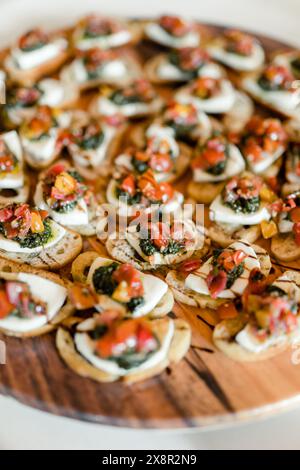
[0,22,300,429]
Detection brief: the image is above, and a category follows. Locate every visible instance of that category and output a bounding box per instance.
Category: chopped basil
[168,51,199,78]
[127,296,144,313]
[291,57,300,75]
[226,263,244,289]
[92,263,119,296]
[132,157,149,174]
[115,187,142,205]
[224,195,260,214]
[110,90,140,106]
[77,131,104,150]
[165,120,196,140]
[13,218,52,249]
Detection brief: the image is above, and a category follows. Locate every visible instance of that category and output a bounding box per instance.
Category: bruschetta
[144,15,200,49]
[56,310,191,383]
[19,105,71,169]
[106,218,210,271]
[213,270,300,361]
[0,258,73,337]
[89,79,163,119]
[207,29,265,72]
[208,173,271,247]
[0,203,82,269]
[69,251,174,318]
[166,241,271,309]
[4,28,69,86]
[188,134,245,204]
[117,123,191,183]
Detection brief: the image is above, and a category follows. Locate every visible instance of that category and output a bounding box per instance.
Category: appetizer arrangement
[2,12,300,391]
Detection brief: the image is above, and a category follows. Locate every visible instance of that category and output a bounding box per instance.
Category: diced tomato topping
[0,290,14,318]
[18,28,48,51]
[192,77,220,99]
[192,137,226,170]
[217,249,246,272]
[206,270,228,299]
[69,284,97,310]
[261,64,294,91]
[46,163,67,178]
[30,211,44,233]
[225,29,254,56]
[217,302,238,320]
[179,259,202,273]
[290,207,300,223]
[120,174,136,196]
[293,223,300,246]
[0,206,14,222]
[149,153,173,173]
[112,264,144,298]
[159,15,192,37]
[151,222,170,250]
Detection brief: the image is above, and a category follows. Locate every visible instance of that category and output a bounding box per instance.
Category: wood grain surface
[0,22,299,429]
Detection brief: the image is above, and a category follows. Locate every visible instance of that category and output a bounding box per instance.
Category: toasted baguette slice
[208,222,261,248]
[187,180,225,204]
[56,317,191,383]
[0,229,82,270]
[166,243,271,309]
[70,251,174,318]
[4,49,69,87]
[0,258,74,337]
[240,71,300,119]
[105,229,211,271]
[271,232,300,262]
[213,270,300,361]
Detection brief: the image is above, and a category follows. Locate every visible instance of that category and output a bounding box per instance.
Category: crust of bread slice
[271,232,300,262]
[56,317,191,383]
[0,258,74,337]
[187,180,225,204]
[213,316,289,362]
[105,229,211,271]
[4,50,69,87]
[0,229,82,270]
[208,222,261,248]
[0,179,30,207]
[166,243,271,309]
[128,124,192,182]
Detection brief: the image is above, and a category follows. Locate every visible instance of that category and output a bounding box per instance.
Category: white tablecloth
[1,0,300,450]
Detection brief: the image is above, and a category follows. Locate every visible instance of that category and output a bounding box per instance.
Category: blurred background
[1,0,300,450]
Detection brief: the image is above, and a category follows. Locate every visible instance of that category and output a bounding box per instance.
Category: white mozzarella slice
[185,241,260,299]
[235,324,285,353]
[145,23,199,49]
[94,96,151,117]
[193,144,245,183]
[34,181,89,227]
[87,257,168,317]
[74,318,174,375]
[76,30,131,51]
[207,42,265,71]
[243,77,300,115]
[22,129,58,164]
[278,213,294,234]
[0,219,65,254]
[210,194,270,225]
[71,125,115,168]
[157,61,222,81]
[0,131,24,189]
[9,38,67,71]
[176,79,235,114]
[38,79,65,106]
[0,271,67,333]
[245,145,285,174]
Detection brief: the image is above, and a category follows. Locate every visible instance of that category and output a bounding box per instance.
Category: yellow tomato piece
[30,212,45,233]
[260,220,278,239]
[55,172,77,195]
[260,186,277,203]
[112,281,131,303]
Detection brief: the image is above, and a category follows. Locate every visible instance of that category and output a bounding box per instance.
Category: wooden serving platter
[0,23,300,429]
